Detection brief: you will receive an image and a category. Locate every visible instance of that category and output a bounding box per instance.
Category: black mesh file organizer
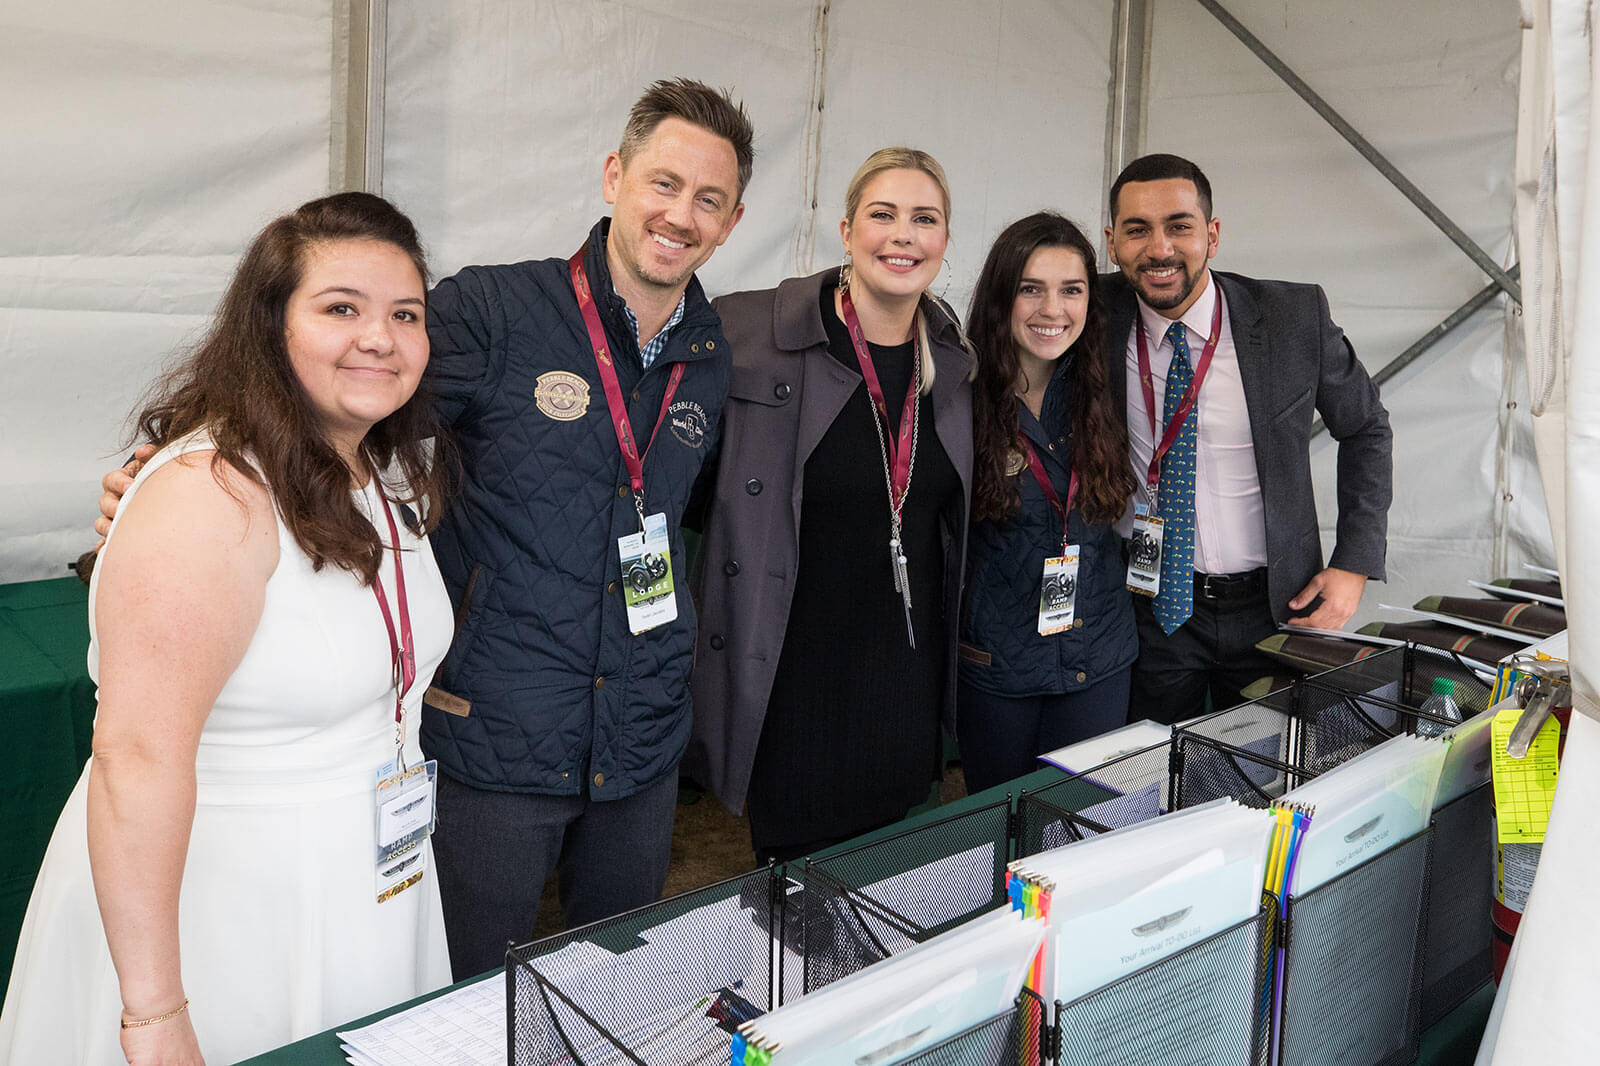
[1171,645,1491,814]
[796,799,1012,959]
[1298,644,1495,1024]
[1417,783,1493,1027]
[1017,741,1173,855]
[1276,829,1433,1066]
[1053,899,1277,1066]
[888,988,1049,1066]
[1298,643,1493,719]
[789,861,927,995]
[1172,688,1312,810]
[506,867,807,1066]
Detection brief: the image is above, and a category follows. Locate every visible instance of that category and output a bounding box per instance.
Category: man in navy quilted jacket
[419,79,752,978]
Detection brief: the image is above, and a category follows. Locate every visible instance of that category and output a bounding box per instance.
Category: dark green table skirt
[0,577,96,1009]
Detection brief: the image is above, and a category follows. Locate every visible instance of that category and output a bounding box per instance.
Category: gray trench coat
[683,267,975,814]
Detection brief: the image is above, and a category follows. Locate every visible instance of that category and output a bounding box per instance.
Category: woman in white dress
[0,193,454,1065]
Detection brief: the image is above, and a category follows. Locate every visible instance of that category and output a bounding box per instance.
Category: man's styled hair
[618,78,756,201]
[1109,153,1214,222]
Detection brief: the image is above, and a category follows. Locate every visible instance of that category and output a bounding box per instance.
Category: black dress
[745,288,963,857]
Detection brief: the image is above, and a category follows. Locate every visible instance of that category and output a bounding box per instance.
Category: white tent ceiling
[2,0,1545,628]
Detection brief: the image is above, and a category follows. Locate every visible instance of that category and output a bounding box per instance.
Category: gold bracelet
[121,998,189,1030]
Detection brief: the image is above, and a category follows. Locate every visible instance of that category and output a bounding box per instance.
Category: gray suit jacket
[1104,269,1392,622]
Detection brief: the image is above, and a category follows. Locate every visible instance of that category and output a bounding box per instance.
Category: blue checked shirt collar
[616,287,687,370]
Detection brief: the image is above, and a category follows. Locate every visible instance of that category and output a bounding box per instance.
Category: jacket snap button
[618,485,628,498]
[724,560,741,576]
[745,478,762,495]
[691,344,699,353]
[593,773,605,787]
[1076,671,1087,682]
[607,581,618,595]
[710,634,725,650]
[775,383,791,400]
[594,676,605,690]
[1074,618,1084,629]
[706,340,716,350]
[631,390,640,403]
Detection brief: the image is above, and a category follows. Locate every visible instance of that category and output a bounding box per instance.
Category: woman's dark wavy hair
[135,192,454,585]
[967,211,1136,525]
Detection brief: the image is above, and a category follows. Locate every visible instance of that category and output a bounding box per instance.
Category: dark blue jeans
[431,769,677,980]
[956,668,1133,795]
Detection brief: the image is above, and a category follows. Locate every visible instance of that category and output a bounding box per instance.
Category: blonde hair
[842,147,956,396]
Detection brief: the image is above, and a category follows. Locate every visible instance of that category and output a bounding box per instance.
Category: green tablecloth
[237,762,1489,1065]
[0,577,96,1008]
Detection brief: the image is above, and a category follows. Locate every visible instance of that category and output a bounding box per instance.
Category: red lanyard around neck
[1135,291,1224,490]
[838,285,920,525]
[568,246,686,525]
[370,490,414,756]
[1019,439,1080,554]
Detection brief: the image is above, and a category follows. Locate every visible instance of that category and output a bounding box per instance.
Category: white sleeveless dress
[0,434,453,1065]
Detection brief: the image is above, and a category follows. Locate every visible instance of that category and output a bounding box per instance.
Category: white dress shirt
[1123,271,1269,575]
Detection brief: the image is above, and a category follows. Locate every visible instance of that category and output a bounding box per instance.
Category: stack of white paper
[1010,798,1275,1007]
[1278,732,1448,892]
[338,976,503,1066]
[1039,719,1170,774]
[734,907,1045,1066]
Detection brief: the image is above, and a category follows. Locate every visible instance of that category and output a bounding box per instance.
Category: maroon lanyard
[370,491,414,753]
[838,286,920,520]
[1019,439,1080,554]
[568,246,686,524]
[1135,292,1224,491]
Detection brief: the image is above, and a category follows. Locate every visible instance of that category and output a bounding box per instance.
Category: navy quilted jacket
[958,361,1137,696]
[419,219,729,797]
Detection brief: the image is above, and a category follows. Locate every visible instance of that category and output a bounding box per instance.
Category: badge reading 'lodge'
[668,399,709,449]
[1004,448,1027,477]
[534,371,590,421]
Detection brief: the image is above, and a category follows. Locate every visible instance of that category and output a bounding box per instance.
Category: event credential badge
[374,759,436,903]
[1038,547,1081,635]
[1125,506,1163,597]
[618,511,677,635]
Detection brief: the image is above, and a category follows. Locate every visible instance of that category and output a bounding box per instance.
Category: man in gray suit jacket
[1103,154,1392,725]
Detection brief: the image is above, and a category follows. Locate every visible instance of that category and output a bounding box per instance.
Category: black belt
[1194,568,1267,602]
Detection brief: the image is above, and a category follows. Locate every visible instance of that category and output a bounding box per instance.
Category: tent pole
[1310,265,1521,439]
[1102,0,1151,243]
[1191,0,1521,306]
[330,0,387,195]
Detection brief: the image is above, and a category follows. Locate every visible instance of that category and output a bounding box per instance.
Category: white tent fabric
[1478,1,1600,1059]
[2,0,1544,618]
[0,2,336,580]
[381,0,1115,332]
[380,0,1546,616]
[1138,0,1541,612]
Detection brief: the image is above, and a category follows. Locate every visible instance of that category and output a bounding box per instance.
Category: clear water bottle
[1417,677,1462,737]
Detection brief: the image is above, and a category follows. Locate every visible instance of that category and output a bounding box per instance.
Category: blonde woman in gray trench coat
[684,147,974,864]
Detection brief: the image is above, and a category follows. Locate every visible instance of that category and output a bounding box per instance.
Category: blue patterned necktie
[1153,322,1197,634]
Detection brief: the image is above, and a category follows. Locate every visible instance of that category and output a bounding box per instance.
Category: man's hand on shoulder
[1287,566,1367,629]
[95,443,157,541]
